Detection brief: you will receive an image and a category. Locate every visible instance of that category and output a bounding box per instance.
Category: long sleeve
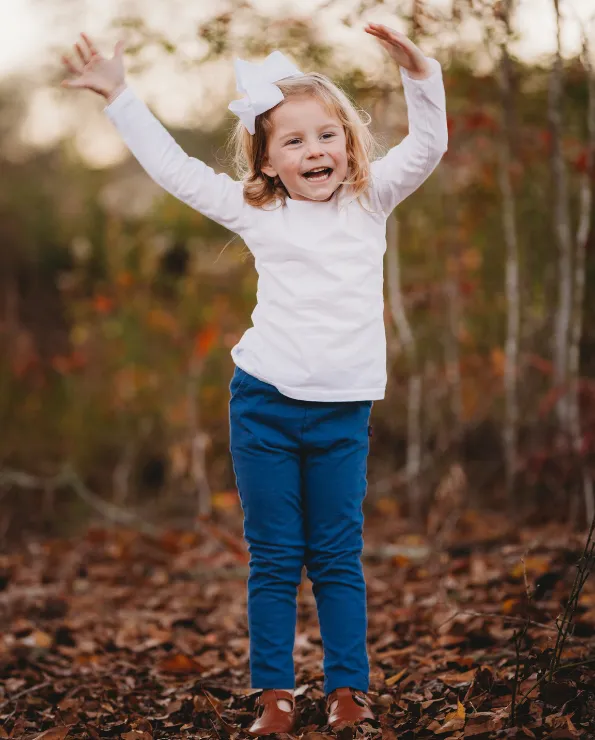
[370,57,448,216]
[103,86,250,235]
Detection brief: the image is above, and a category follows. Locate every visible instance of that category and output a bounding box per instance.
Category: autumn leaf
[510,556,551,579]
[193,324,218,358]
[157,653,204,674]
[116,271,134,288]
[22,630,53,649]
[147,308,178,335]
[501,598,519,615]
[460,247,482,271]
[212,490,241,511]
[385,667,408,686]
[93,294,113,314]
[33,729,72,740]
[491,347,505,377]
[433,698,466,733]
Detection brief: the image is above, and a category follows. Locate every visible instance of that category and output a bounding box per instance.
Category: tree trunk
[568,26,595,527]
[549,0,574,433]
[444,274,462,426]
[386,213,423,525]
[187,355,211,519]
[497,5,520,501]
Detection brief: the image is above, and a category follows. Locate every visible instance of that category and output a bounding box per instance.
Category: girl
[61,22,447,735]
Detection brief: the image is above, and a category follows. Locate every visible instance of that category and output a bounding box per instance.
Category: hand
[61,33,127,100]
[364,23,431,79]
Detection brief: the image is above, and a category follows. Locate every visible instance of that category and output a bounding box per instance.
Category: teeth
[305,167,330,174]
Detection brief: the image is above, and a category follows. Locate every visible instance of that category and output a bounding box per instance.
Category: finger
[366,28,395,44]
[61,78,85,88]
[378,39,396,55]
[367,22,401,34]
[364,26,394,41]
[366,23,404,42]
[81,32,100,57]
[114,39,126,58]
[75,41,90,66]
[367,27,407,49]
[365,22,390,34]
[61,53,82,75]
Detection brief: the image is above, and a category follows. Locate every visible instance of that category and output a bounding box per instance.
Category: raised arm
[61,33,249,235]
[365,24,448,216]
[103,87,249,234]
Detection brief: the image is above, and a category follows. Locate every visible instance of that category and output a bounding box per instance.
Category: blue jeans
[229,365,373,696]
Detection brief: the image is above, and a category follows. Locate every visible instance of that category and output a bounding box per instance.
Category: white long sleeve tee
[103,58,448,402]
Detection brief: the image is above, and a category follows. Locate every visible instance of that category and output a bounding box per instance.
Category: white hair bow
[228,50,304,135]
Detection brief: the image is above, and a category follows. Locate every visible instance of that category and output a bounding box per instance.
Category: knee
[248,544,304,586]
[304,546,363,585]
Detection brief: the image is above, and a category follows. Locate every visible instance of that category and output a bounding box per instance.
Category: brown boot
[247,689,297,736]
[326,687,375,729]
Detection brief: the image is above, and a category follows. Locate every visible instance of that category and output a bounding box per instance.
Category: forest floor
[1,505,594,739]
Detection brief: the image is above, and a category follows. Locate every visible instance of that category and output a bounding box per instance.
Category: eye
[284,133,336,145]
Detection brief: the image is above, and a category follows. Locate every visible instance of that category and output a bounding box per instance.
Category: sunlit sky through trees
[2,0,595,168]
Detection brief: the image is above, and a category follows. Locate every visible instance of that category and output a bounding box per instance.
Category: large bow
[228,50,304,135]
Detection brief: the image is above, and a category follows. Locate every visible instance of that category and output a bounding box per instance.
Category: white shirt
[103,58,447,402]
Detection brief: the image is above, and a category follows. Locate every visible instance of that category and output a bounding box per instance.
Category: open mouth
[302,167,333,183]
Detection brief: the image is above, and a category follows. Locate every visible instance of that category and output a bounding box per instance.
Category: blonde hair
[228,71,381,209]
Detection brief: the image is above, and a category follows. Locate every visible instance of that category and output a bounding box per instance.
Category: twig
[512,656,595,712]
[433,608,593,642]
[509,615,530,727]
[0,465,161,537]
[0,681,51,711]
[547,512,595,680]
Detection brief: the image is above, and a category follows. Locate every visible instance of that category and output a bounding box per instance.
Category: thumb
[61,78,86,88]
[114,40,126,58]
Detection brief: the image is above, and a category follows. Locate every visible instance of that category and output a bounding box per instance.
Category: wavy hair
[228,71,381,209]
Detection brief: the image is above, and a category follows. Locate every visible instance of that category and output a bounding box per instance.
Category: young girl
[61,23,447,735]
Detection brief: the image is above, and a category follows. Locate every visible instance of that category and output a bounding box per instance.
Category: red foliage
[527,353,553,376]
[193,324,218,358]
[459,278,477,297]
[538,129,552,151]
[573,149,590,173]
[50,350,88,375]
[93,294,114,314]
[463,110,498,133]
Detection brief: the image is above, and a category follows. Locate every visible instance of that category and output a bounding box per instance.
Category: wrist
[105,82,127,104]
[403,57,432,80]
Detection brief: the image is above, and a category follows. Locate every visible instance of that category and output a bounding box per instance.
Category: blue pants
[229,366,373,696]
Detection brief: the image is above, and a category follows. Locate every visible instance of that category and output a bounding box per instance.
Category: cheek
[277,154,300,177]
[336,147,349,172]
[334,140,348,163]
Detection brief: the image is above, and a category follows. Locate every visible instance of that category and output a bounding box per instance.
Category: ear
[261,163,278,178]
[260,155,278,179]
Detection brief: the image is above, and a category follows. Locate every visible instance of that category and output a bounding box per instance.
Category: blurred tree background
[1,0,595,543]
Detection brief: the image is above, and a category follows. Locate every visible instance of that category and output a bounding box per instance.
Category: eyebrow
[277,122,342,139]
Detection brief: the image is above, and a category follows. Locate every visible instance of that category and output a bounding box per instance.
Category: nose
[305,138,325,158]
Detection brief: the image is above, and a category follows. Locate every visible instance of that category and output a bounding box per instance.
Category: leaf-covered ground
[1,510,594,739]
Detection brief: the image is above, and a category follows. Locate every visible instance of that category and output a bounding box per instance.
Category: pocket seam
[230,368,251,399]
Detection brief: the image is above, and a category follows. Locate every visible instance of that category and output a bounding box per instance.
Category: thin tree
[386,213,423,525]
[567,8,595,527]
[496,0,521,499]
[549,0,574,433]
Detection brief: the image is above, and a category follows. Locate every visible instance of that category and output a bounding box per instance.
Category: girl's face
[261,95,348,202]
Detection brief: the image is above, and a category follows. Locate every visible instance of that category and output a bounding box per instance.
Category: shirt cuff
[103,85,136,116]
[399,57,442,84]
